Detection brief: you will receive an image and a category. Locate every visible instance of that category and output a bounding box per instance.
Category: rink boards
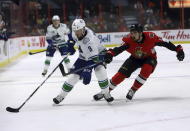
[0,29,190,67]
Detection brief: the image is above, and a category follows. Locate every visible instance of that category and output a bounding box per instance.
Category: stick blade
[6,107,19,113]
[28,52,33,55]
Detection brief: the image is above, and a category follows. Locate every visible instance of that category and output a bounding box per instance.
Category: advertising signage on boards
[168,0,190,8]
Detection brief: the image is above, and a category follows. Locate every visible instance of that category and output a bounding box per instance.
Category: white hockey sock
[62,56,72,72]
[109,80,116,90]
[43,56,52,71]
[59,74,80,98]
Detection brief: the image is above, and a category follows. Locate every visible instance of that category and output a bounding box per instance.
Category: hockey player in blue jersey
[53,19,114,104]
[42,15,72,76]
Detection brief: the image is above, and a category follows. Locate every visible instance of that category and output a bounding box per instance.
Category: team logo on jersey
[135,47,147,58]
[83,37,90,44]
[149,33,155,38]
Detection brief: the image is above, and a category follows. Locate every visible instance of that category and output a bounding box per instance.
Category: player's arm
[46,26,55,46]
[155,38,185,61]
[67,33,76,55]
[64,24,70,35]
[104,43,129,64]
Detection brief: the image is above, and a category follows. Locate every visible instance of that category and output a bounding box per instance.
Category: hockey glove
[176,45,185,61]
[46,39,55,48]
[81,68,92,85]
[0,32,8,41]
[67,40,76,55]
[104,51,114,64]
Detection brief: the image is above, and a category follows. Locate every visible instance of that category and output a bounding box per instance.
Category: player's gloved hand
[104,51,114,64]
[176,45,185,61]
[46,39,56,48]
[67,40,75,55]
[0,32,8,41]
[92,56,101,63]
[81,68,92,85]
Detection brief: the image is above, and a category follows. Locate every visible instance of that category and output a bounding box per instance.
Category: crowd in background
[0,0,190,37]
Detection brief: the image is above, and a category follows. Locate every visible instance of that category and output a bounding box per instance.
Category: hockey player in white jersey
[42,15,72,76]
[53,18,114,104]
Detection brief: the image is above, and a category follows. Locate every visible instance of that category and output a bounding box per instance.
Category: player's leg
[126,57,157,100]
[59,46,72,72]
[93,56,139,101]
[53,58,86,104]
[94,65,114,102]
[42,46,56,76]
[53,74,80,104]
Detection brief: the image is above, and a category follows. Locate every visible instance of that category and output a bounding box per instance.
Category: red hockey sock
[140,64,154,78]
[131,64,154,90]
[111,72,126,86]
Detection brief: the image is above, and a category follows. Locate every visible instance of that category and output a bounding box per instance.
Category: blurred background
[0,0,190,37]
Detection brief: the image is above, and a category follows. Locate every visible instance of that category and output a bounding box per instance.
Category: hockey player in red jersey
[93,24,185,101]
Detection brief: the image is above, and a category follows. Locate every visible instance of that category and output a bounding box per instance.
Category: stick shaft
[16,58,66,110]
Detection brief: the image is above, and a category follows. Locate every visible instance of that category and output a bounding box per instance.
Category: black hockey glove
[104,52,114,64]
[176,45,185,61]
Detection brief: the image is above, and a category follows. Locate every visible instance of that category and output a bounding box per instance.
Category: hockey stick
[61,62,103,76]
[59,63,66,76]
[29,50,46,55]
[6,57,67,113]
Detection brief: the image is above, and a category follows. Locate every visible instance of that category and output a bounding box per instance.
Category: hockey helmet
[52,15,60,21]
[130,24,143,32]
[72,19,86,31]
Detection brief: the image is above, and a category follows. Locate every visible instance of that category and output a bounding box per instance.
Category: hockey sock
[63,57,70,64]
[63,57,71,71]
[60,74,80,96]
[61,82,74,97]
[111,72,126,89]
[43,57,52,70]
[109,79,117,91]
[98,79,109,94]
[131,64,153,90]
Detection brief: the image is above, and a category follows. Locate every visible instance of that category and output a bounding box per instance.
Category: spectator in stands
[0,14,8,41]
[0,14,6,32]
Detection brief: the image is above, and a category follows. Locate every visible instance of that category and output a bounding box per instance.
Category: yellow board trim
[0,51,27,67]
[0,41,189,68]
[29,49,46,53]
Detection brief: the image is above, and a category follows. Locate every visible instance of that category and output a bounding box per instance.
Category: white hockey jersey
[72,27,106,61]
[46,23,70,45]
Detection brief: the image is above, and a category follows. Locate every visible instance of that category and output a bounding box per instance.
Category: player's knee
[67,74,80,85]
[94,65,108,80]
[140,64,154,78]
[111,72,126,85]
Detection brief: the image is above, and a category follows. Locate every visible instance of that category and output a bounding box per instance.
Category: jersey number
[79,46,93,53]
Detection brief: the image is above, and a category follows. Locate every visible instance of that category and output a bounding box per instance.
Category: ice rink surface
[0,44,190,131]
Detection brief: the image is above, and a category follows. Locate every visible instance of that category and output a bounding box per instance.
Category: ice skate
[126,88,136,100]
[42,69,47,76]
[53,94,64,104]
[93,91,104,101]
[103,92,114,103]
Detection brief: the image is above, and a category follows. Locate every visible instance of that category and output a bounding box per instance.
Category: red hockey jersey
[122,32,163,59]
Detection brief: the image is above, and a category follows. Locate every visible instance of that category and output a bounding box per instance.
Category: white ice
[0,45,190,131]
